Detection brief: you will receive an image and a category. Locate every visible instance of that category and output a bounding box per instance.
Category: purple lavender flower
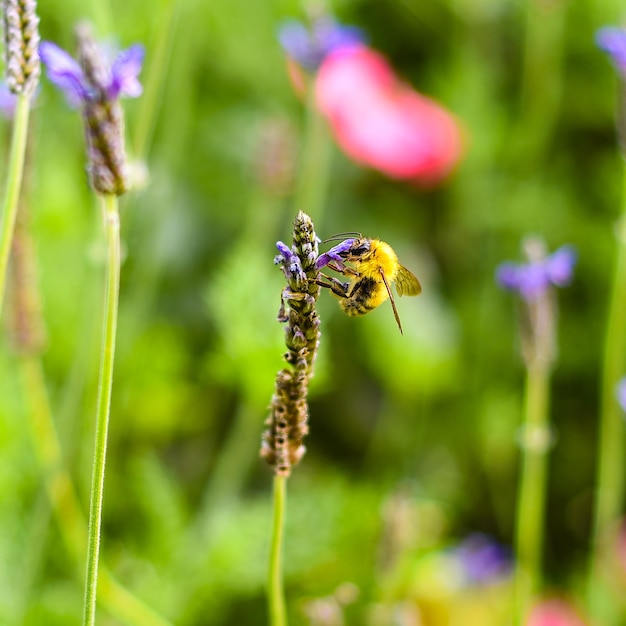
[39,40,144,107]
[597,26,626,74]
[278,17,365,72]
[454,533,512,586]
[275,240,306,288]
[496,245,577,301]
[315,238,356,270]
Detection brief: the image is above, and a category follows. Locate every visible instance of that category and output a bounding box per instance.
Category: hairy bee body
[339,276,387,316]
[317,236,422,334]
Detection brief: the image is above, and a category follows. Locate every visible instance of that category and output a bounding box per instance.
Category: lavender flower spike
[262,212,321,476]
[40,26,145,195]
[3,0,40,96]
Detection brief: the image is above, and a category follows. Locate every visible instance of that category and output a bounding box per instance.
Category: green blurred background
[2,0,625,623]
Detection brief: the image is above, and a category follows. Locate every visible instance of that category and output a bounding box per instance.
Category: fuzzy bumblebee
[316,236,421,334]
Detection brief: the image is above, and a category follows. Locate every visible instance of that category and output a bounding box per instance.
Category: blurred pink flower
[527,599,587,626]
[315,45,463,186]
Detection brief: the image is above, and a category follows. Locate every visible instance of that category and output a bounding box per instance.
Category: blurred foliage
[3,0,626,624]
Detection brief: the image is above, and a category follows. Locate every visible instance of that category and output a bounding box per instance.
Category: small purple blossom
[496,245,577,301]
[597,26,626,74]
[39,40,144,107]
[278,17,365,72]
[315,238,357,270]
[454,534,512,586]
[275,241,306,287]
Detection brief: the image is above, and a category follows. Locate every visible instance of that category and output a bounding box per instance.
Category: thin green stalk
[588,165,626,621]
[268,475,287,626]
[512,0,566,166]
[513,362,550,626]
[293,85,333,227]
[83,193,121,626]
[0,93,31,314]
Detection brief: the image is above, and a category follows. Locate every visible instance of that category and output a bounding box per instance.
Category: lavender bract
[496,245,577,301]
[278,17,364,72]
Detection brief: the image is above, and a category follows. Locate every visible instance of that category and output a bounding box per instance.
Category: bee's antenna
[322,232,362,244]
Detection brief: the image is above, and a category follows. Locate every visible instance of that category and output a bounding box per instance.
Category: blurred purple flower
[39,40,144,107]
[0,83,18,118]
[496,246,577,301]
[597,26,626,74]
[278,17,365,72]
[454,533,512,585]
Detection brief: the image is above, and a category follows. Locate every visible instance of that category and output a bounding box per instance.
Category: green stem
[0,94,31,314]
[513,362,550,626]
[83,194,121,626]
[268,475,287,626]
[511,0,565,168]
[293,85,333,227]
[588,164,626,620]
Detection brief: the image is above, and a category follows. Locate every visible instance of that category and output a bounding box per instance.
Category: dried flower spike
[39,24,144,195]
[261,211,321,476]
[2,0,40,96]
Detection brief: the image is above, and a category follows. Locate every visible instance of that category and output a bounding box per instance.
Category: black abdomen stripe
[339,277,382,317]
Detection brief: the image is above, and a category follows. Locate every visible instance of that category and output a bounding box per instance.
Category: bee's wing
[395,265,422,297]
[379,268,404,335]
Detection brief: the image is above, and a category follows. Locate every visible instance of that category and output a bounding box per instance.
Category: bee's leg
[327,262,361,279]
[316,274,351,299]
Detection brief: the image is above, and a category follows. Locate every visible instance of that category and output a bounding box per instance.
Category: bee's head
[341,238,371,260]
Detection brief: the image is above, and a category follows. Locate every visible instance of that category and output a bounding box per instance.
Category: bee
[315,236,422,334]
